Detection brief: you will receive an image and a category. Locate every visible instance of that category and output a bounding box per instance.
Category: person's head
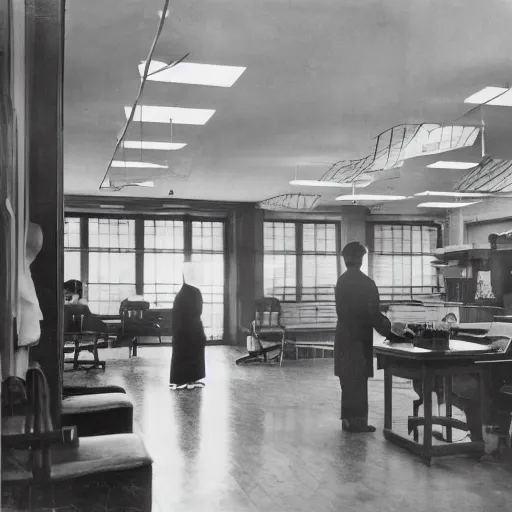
[64,280,83,301]
[182,262,204,288]
[342,241,367,269]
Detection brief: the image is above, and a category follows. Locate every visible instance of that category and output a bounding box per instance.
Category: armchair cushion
[62,393,132,415]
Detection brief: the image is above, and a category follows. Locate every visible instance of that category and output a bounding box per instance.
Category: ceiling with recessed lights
[64,0,512,213]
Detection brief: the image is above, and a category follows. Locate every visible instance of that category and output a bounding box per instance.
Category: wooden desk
[374,339,508,464]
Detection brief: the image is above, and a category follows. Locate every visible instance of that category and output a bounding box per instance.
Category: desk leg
[479,368,487,438]
[445,376,453,443]
[423,368,433,463]
[384,367,393,430]
[73,338,80,371]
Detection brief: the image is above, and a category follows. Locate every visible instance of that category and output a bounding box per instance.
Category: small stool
[62,393,133,437]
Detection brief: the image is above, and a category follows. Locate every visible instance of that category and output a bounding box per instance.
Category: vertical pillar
[226,205,263,344]
[339,206,368,273]
[27,0,65,427]
[446,209,464,246]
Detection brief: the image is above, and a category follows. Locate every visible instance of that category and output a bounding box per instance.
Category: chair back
[64,304,89,332]
[119,298,150,320]
[254,297,281,328]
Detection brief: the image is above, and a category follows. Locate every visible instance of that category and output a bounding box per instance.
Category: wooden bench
[281,302,337,359]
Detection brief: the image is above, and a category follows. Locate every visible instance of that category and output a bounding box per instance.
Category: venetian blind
[373,224,439,300]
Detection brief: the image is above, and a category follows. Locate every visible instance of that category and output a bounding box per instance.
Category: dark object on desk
[236,297,286,366]
[413,330,451,351]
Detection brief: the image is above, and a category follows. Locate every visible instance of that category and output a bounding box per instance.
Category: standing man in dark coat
[335,242,393,433]
[170,263,207,390]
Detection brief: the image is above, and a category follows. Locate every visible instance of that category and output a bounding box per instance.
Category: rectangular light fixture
[125,105,215,125]
[336,194,406,201]
[140,60,246,87]
[414,191,492,198]
[122,141,186,151]
[464,86,511,105]
[417,201,481,208]
[111,160,167,168]
[427,161,479,170]
[290,179,371,188]
[100,204,125,209]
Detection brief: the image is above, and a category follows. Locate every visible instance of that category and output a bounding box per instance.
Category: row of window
[64,217,441,339]
[263,222,441,302]
[64,218,224,340]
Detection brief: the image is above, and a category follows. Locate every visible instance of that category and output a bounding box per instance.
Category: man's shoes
[342,418,376,433]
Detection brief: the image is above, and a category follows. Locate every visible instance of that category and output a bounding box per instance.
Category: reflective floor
[65,346,512,512]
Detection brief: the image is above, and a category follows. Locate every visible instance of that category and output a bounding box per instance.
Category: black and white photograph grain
[2,0,512,511]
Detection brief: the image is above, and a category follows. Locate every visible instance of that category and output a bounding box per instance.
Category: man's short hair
[342,241,366,265]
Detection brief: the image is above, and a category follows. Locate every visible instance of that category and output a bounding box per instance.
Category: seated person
[64,280,106,333]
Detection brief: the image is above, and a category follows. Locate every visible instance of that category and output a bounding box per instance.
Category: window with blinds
[191,221,225,340]
[88,218,137,314]
[143,220,185,310]
[64,217,81,282]
[263,221,340,302]
[302,223,338,301]
[372,224,440,300]
[264,222,297,301]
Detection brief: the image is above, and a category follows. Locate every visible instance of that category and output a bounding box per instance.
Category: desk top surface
[373,336,504,361]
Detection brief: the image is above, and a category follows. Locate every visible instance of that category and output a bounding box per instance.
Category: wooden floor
[64,346,512,512]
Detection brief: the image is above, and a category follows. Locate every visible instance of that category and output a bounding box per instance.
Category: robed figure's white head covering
[182,261,204,289]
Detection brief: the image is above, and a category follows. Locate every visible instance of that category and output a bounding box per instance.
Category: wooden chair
[118,298,162,356]
[236,297,286,366]
[63,304,107,370]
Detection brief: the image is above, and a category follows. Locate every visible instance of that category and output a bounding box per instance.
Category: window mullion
[296,223,303,302]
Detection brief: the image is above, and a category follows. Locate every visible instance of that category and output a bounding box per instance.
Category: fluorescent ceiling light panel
[100,204,125,209]
[427,161,479,169]
[336,194,406,201]
[464,86,512,106]
[122,141,186,151]
[464,86,508,104]
[417,201,481,208]
[111,160,167,169]
[126,106,215,125]
[290,180,370,188]
[414,191,492,198]
[140,61,246,87]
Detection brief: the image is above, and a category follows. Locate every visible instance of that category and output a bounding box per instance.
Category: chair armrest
[2,426,78,450]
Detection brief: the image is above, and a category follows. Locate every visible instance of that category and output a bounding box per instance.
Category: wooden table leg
[422,367,433,463]
[73,338,80,371]
[384,367,393,430]
[479,368,487,438]
[445,376,453,443]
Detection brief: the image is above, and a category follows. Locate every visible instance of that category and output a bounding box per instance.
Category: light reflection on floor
[65,346,512,512]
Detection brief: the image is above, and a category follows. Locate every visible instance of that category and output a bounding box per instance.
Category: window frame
[64,213,228,340]
[263,220,342,303]
[367,221,443,300]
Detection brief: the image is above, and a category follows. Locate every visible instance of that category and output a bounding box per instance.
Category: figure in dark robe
[335,242,392,433]
[170,263,207,389]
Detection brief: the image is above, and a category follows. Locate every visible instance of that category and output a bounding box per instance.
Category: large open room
[3,0,512,511]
